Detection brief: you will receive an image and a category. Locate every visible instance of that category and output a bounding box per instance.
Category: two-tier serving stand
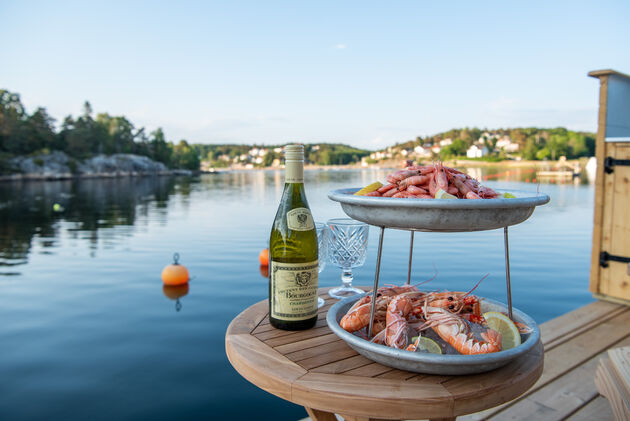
[326,188,550,374]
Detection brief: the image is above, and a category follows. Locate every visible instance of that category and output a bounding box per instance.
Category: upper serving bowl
[327,188,550,232]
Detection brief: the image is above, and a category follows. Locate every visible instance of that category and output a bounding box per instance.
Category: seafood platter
[326,164,547,374]
[328,164,549,232]
[326,288,540,375]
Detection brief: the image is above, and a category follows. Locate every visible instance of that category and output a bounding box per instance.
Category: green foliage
[0,89,200,170]
[416,127,595,161]
[171,140,200,170]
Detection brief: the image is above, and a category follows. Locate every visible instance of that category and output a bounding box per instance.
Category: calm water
[0,168,594,420]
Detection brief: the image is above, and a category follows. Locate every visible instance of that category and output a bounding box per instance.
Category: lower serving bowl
[326,294,541,375]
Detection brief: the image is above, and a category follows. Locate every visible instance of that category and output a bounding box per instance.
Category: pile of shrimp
[338,279,506,355]
[365,163,500,199]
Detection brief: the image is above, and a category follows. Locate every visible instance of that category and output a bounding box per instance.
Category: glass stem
[341,268,354,288]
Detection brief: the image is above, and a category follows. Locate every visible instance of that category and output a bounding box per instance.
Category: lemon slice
[434,188,458,199]
[410,336,442,354]
[354,181,383,196]
[502,192,516,199]
[483,311,521,350]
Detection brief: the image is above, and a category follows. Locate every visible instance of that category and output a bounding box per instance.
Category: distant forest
[396,127,596,161]
[1,88,596,173]
[0,89,200,171]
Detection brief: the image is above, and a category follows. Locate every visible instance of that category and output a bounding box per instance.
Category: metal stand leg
[368,227,386,339]
[406,231,414,285]
[504,226,513,320]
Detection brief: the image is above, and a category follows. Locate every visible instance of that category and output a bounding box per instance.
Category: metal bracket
[600,251,630,268]
[604,157,630,174]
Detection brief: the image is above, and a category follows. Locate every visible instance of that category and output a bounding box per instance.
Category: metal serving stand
[327,188,550,339]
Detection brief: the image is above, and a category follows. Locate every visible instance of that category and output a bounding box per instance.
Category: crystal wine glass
[315,222,328,308]
[326,218,368,299]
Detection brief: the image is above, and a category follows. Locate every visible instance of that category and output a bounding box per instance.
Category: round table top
[225,287,544,420]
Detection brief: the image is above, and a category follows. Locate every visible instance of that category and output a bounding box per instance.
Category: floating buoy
[161,253,189,286]
[259,248,269,266]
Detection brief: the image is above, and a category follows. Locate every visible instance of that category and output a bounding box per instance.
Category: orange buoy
[259,248,269,266]
[161,253,189,286]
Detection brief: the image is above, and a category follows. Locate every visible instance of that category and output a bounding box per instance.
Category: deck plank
[459,301,630,420]
[564,395,614,421]
[540,300,621,346]
[486,334,630,420]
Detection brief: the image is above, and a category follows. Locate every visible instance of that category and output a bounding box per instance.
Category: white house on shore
[496,136,520,153]
[466,144,489,158]
[414,145,432,157]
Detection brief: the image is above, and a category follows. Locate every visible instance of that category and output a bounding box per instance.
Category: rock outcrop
[3,152,189,181]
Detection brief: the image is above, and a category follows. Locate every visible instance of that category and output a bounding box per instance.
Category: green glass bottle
[269,144,319,330]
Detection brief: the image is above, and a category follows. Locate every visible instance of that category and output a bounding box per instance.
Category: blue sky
[1,1,629,149]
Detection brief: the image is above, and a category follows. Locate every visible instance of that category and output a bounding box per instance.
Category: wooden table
[225,287,543,421]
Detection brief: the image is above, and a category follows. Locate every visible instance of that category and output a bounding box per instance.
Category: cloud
[334,43,347,49]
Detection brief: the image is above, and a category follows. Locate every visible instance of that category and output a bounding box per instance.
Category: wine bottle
[269,144,319,330]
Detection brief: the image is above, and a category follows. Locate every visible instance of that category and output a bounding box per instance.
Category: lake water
[0,168,595,420]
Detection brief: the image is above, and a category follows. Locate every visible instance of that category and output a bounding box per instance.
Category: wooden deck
[300,299,627,420]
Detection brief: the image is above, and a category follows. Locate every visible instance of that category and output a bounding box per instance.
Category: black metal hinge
[604,156,630,174]
[600,251,630,268]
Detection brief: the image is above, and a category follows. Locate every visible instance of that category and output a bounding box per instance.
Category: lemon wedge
[354,181,383,196]
[410,336,442,354]
[434,188,458,199]
[483,311,521,350]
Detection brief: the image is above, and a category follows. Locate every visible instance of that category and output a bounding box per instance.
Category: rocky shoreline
[1,151,193,182]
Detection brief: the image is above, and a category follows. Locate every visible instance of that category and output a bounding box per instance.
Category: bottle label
[286,208,314,231]
[285,160,304,183]
[270,260,319,321]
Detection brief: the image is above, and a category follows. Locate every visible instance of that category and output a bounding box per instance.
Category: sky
[1,1,629,150]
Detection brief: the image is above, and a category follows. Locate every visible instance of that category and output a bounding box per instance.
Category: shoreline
[0,169,196,183]
[1,157,590,182]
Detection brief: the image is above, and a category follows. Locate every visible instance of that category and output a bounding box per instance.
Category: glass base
[328,285,364,300]
[317,296,325,308]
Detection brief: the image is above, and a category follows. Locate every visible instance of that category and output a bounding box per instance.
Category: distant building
[496,136,519,152]
[467,145,489,158]
[439,138,453,147]
[414,146,431,157]
[431,145,441,154]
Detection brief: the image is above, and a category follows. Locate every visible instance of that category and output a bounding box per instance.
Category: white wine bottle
[269,144,319,330]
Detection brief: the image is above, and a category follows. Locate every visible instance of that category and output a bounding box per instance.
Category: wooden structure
[226,287,543,421]
[595,347,630,420]
[291,299,627,421]
[589,69,630,303]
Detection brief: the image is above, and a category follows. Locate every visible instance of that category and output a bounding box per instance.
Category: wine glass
[315,222,328,308]
[326,218,369,299]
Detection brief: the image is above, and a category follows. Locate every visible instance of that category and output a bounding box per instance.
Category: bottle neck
[285,159,304,184]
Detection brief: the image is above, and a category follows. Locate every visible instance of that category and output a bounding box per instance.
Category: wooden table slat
[274,333,341,354]
[254,318,329,341]
[310,354,375,374]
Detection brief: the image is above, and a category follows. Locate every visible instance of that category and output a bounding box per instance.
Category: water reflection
[0,176,196,274]
[162,284,190,312]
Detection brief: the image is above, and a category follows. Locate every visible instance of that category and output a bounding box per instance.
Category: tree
[149,128,172,166]
[172,140,200,170]
[522,138,538,160]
